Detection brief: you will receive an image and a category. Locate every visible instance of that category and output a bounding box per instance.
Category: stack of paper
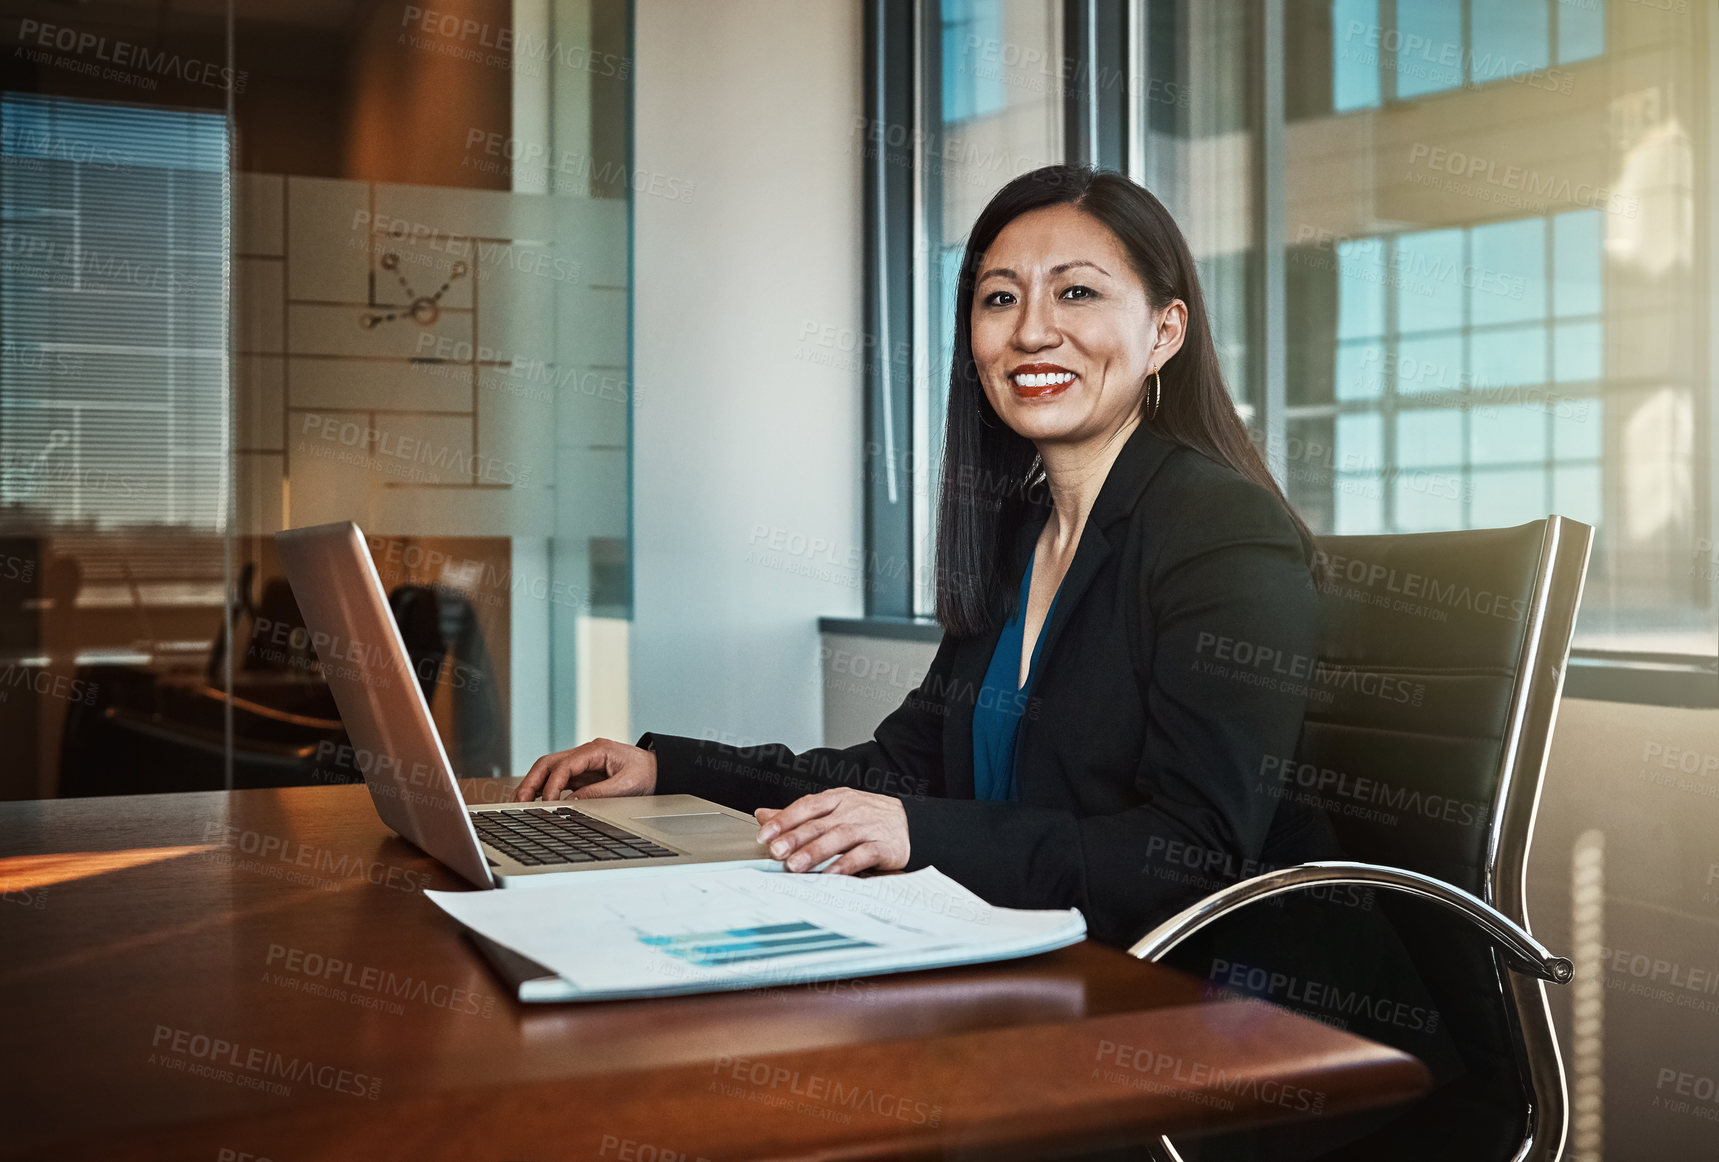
[427,866,1086,1002]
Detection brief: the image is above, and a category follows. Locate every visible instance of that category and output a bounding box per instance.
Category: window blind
[0,92,229,530]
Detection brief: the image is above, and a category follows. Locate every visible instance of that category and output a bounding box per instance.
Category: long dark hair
[934,164,1315,638]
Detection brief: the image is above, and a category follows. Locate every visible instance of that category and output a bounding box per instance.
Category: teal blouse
[971,551,1063,801]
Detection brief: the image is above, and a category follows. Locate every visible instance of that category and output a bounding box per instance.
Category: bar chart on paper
[607,874,892,972]
[640,921,877,967]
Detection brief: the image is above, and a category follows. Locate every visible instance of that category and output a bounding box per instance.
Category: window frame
[862,0,919,621]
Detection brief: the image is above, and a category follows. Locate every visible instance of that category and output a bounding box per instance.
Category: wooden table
[0,781,1430,1161]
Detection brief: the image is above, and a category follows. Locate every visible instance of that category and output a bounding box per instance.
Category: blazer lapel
[1021,422,1173,707]
[1013,424,1181,765]
[938,422,1183,798]
[1025,520,1110,694]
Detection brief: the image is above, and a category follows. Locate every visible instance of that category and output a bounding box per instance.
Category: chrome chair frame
[1131,515,1593,1162]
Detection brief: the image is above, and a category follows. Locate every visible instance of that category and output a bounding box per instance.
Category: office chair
[388,583,510,779]
[1133,515,1592,1162]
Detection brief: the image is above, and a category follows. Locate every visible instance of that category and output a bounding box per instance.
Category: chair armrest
[192,684,345,730]
[1127,860,1574,985]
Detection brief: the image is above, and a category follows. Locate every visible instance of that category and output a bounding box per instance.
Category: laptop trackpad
[636,812,758,837]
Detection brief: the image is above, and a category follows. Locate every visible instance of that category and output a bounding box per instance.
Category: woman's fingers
[753,807,781,847]
[518,742,598,801]
[543,751,593,801]
[516,739,656,802]
[514,752,562,801]
[767,812,843,862]
[780,822,859,872]
[536,757,584,802]
[821,841,884,877]
[757,789,842,844]
[739,790,914,873]
[568,762,640,798]
[762,794,847,861]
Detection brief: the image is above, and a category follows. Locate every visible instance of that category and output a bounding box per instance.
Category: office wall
[630,0,867,749]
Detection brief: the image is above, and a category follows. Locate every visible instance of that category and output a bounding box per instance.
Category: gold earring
[1145,367,1162,421]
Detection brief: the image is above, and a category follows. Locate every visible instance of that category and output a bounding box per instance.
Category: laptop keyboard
[471,807,679,866]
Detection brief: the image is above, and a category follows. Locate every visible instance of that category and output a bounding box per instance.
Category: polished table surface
[0,780,1430,1161]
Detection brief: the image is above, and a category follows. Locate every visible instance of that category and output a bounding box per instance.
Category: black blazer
[638,421,1335,948]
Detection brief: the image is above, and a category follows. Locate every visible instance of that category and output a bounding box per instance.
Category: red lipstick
[1010,362,1078,399]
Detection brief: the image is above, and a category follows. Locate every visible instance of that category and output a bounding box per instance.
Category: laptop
[274,520,775,892]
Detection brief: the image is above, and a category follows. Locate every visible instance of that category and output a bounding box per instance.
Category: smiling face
[970,203,1170,446]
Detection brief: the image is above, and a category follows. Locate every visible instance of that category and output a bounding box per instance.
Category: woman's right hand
[513,738,658,802]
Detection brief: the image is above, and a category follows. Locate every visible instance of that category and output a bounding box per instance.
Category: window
[927,0,1063,421]
[1285,213,1604,540]
[1138,0,1257,417]
[1277,0,1708,659]
[941,0,1008,123]
[1,94,229,529]
[1308,0,1606,118]
[876,0,1714,675]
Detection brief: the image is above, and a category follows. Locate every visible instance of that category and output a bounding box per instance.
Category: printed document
[427,866,1086,1001]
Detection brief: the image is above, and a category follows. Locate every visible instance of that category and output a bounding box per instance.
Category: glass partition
[0,0,633,799]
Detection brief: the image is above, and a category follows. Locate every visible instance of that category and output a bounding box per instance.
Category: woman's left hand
[755,788,910,875]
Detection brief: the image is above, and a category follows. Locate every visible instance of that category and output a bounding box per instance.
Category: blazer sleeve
[634,632,956,814]
[897,474,1321,948]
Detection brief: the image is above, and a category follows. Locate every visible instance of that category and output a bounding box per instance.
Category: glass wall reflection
[0,0,633,799]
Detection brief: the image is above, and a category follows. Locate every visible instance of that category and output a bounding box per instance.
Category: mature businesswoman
[515,164,1335,951]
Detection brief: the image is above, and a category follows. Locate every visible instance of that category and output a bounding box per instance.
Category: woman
[514,164,1334,951]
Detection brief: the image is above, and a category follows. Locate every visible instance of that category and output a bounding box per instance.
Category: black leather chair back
[1154,517,1592,1162]
[1276,517,1587,1160]
[1294,521,1547,897]
[388,584,448,703]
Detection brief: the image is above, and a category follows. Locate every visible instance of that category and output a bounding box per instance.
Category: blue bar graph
[639,920,875,967]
